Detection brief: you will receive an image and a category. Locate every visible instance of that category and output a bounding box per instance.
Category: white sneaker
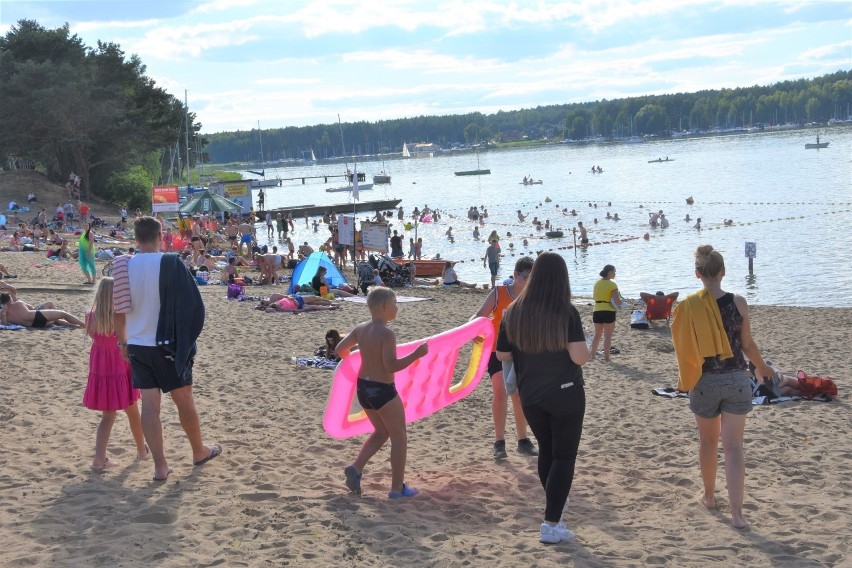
[539,522,576,544]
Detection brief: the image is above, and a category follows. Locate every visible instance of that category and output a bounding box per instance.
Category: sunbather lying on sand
[748,360,801,397]
[254,294,339,312]
[0,292,84,328]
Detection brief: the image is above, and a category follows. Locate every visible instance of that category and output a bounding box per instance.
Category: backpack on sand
[796,370,838,401]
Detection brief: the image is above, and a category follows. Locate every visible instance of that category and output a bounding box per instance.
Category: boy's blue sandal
[344,465,362,495]
[388,484,418,499]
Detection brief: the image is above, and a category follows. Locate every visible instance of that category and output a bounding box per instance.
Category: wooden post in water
[572,227,577,254]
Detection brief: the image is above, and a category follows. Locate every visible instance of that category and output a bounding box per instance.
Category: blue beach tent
[289,252,348,294]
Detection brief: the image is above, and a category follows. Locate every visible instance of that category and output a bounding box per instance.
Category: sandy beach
[0,250,849,567]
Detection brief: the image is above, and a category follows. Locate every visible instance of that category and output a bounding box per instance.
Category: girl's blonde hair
[90,278,115,336]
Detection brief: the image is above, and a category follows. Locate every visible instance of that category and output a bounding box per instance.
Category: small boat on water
[327,182,374,193]
[373,172,391,184]
[411,259,447,277]
[521,180,543,185]
[805,142,829,149]
[455,144,490,176]
[251,178,280,188]
[648,157,675,163]
[373,133,392,183]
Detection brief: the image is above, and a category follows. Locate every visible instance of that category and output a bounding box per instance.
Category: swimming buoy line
[323,317,494,439]
[407,206,852,265]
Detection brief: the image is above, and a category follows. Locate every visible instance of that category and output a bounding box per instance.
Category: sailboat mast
[338,114,350,179]
[258,120,265,178]
[185,90,190,188]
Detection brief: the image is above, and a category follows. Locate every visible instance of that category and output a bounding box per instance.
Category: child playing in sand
[335,287,429,499]
[83,278,148,470]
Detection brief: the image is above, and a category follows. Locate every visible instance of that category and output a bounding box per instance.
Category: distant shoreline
[205,122,850,172]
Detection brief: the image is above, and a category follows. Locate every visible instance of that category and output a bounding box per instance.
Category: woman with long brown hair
[496,252,589,544]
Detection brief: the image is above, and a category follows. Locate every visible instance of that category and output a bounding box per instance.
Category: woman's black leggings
[522,384,585,522]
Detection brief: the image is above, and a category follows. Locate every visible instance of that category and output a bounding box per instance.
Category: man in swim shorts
[239,220,254,258]
[578,221,589,245]
[0,292,84,328]
[483,239,500,288]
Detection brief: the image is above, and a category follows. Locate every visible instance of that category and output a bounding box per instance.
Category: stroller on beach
[357,254,411,293]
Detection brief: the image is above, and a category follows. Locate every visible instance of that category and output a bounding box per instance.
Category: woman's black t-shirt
[311,274,324,292]
[497,303,586,405]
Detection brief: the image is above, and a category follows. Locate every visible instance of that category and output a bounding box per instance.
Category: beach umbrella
[179,190,242,214]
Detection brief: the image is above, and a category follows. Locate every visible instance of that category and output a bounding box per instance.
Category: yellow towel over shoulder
[671,289,733,392]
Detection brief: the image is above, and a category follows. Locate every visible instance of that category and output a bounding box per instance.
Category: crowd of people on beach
[0,171,812,547]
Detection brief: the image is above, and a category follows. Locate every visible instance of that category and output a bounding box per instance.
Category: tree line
[205,70,851,164]
[0,20,203,209]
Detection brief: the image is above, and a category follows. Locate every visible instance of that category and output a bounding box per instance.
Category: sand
[0,250,849,567]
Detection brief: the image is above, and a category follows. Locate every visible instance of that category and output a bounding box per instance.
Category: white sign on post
[745,242,757,258]
[337,215,354,245]
[360,222,389,252]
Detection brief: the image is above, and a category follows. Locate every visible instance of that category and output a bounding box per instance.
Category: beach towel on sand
[294,357,339,370]
[0,324,25,330]
[652,385,831,406]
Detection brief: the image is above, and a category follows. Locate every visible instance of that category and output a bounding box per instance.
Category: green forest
[205,70,852,165]
[1,19,850,207]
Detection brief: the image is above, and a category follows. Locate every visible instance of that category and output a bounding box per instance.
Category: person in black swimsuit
[0,292,84,328]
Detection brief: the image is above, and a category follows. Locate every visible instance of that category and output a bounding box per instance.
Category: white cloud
[190,0,261,15]
[73,19,162,33]
[70,0,842,131]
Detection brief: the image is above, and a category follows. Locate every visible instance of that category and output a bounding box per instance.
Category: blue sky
[2,0,850,134]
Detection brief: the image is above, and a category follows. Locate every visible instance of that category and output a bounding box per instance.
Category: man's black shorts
[128,345,194,393]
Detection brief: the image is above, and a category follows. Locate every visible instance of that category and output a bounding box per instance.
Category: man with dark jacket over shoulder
[113,216,221,482]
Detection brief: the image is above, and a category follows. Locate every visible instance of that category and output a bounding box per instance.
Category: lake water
[238,127,852,307]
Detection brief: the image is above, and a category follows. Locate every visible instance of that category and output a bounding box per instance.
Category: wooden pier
[269,173,368,185]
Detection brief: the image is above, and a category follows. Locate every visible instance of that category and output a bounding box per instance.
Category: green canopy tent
[179,190,242,215]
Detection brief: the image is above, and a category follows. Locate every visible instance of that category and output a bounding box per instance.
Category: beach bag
[630,310,649,329]
[227,283,244,299]
[299,283,318,295]
[796,371,838,400]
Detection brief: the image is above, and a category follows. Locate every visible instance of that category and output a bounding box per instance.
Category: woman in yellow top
[590,264,625,361]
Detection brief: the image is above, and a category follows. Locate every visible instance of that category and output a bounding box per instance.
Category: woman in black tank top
[686,245,772,531]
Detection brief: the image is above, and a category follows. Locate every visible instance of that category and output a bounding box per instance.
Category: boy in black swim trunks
[335,287,429,499]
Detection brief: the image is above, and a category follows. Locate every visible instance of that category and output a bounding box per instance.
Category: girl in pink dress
[83,277,148,470]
